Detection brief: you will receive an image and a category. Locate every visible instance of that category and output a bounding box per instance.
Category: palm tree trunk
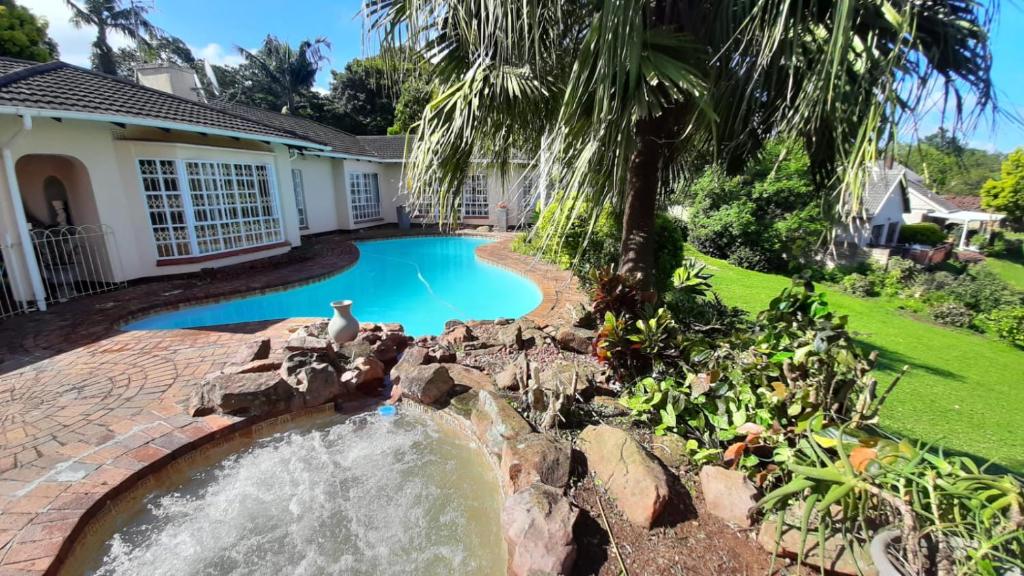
[93,25,117,76]
[618,116,662,289]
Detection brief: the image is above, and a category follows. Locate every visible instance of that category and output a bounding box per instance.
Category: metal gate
[30,224,125,305]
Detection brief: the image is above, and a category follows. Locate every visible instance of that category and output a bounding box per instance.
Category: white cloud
[28,0,132,66]
[193,43,246,67]
[311,85,329,95]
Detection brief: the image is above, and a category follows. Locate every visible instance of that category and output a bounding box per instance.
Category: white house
[0,59,536,316]
[834,163,911,250]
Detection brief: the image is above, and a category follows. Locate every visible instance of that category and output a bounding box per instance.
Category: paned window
[137,158,283,259]
[463,173,488,218]
[349,172,382,223]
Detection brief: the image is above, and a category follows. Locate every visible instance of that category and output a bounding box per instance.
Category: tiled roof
[356,135,412,160]
[862,167,902,216]
[207,101,378,157]
[905,174,957,212]
[0,57,324,147]
[942,195,983,211]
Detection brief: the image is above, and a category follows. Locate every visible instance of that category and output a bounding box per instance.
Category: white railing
[30,224,125,305]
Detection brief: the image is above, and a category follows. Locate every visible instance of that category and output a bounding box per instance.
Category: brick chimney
[134,62,203,101]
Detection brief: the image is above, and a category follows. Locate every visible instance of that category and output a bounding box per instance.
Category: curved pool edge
[119,231,579,335]
[52,397,509,576]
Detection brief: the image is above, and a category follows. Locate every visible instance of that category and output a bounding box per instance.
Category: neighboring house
[0,59,536,315]
[834,162,910,250]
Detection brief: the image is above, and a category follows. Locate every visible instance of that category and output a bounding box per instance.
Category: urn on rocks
[328,299,359,345]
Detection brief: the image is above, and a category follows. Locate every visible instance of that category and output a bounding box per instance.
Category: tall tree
[63,0,162,75]
[366,0,997,288]
[981,149,1024,223]
[0,0,58,62]
[329,56,396,134]
[235,35,331,114]
[113,34,195,78]
[898,129,1004,195]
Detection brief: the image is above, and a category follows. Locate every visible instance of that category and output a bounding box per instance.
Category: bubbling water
[89,410,505,576]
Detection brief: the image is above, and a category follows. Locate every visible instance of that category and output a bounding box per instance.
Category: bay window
[138,158,283,260]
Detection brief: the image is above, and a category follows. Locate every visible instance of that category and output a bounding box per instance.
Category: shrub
[978,306,1024,347]
[912,270,957,295]
[898,222,947,245]
[653,213,687,292]
[946,266,1022,313]
[930,302,975,327]
[841,273,876,296]
[879,257,921,296]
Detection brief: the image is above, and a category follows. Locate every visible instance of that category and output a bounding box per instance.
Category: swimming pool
[123,237,543,337]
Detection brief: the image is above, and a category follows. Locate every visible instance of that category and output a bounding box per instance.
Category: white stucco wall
[0,116,304,284]
[289,156,337,235]
[338,159,400,230]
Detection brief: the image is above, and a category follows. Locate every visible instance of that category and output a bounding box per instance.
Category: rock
[577,424,669,528]
[189,372,295,417]
[471,390,534,458]
[440,323,476,347]
[359,322,381,332]
[475,225,492,232]
[285,335,334,356]
[380,329,412,352]
[539,360,596,396]
[494,317,513,326]
[441,363,496,391]
[356,330,383,346]
[498,323,526,350]
[337,340,372,363]
[444,319,465,331]
[570,303,597,329]
[425,345,456,364]
[555,326,596,355]
[502,483,578,576]
[758,519,876,576]
[349,356,386,395]
[501,433,571,493]
[446,389,480,421]
[397,364,455,405]
[371,340,399,365]
[590,395,629,417]
[221,358,281,375]
[231,338,271,365]
[650,433,689,470]
[290,362,341,407]
[294,320,329,339]
[461,340,490,351]
[698,466,758,527]
[521,328,549,349]
[382,322,404,333]
[495,361,521,391]
[393,345,429,373]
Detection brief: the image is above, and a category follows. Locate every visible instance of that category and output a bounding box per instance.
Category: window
[519,175,537,215]
[885,222,900,245]
[348,172,381,223]
[292,169,308,229]
[870,224,885,246]
[463,173,488,218]
[139,159,191,258]
[138,158,283,260]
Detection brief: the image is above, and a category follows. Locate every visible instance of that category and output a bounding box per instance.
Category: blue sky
[30,0,1024,152]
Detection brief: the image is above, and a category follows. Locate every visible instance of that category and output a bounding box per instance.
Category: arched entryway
[9,154,124,305]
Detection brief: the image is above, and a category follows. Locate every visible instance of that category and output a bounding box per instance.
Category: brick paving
[0,228,584,574]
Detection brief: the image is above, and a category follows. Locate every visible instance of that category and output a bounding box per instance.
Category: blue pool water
[123,237,543,337]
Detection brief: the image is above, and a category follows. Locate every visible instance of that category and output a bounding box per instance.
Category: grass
[688,248,1024,474]
[985,256,1024,291]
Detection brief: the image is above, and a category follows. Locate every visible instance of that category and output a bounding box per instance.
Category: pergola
[928,210,1006,249]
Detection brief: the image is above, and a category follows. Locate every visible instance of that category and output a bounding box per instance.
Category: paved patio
[0,229,584,574]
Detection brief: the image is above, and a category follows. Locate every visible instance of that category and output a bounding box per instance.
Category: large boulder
[698,466,758,527]
[397,364,455,405]
[392,345,429,374]
[231,337,271,365]
[278,352,341,407]
[189,372,295,417]
[439,323,477,347]
[341,356,386,395]
[285,335,334,357]
[441,363,496,392]
[502,483,578,576]
[577,424,669,528]
[471,390,534,458]
[555,326,596,355]
[501,433,571,494]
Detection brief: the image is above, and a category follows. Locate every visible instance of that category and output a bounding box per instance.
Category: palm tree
[236,35,331,114]
[64,0,162,76]
[365,0,997,288]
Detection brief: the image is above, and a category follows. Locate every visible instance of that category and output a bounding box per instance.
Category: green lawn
[986,257,1024,291]
[689,248,1024,473]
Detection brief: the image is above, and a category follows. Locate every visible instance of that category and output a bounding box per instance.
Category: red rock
[231,338,271,364]
[502,483,578,576]
[471,390,533,458]
[396,364,454,405]
[501,433,570,493]
[441,363,496,391]
[698,466,758,527]
[577,424,669,528]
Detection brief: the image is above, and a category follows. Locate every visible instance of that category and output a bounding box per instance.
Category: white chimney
[135,62,203,101]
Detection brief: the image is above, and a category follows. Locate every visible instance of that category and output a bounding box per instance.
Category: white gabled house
[0,59,536,318]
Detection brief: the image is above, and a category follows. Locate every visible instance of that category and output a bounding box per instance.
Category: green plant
[760,422,1024,576]
[946,267,1021,314]
[930,302,975,327]
[898,222,947,246]
[978,306,1024,347]
[841,273,876,297]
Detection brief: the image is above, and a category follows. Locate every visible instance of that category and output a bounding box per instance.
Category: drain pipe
[1,114,47,311]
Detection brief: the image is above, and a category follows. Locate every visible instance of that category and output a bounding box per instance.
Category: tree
[328,57,395,134]
[365,0,997,289]
[981,149,1024,223]
[0,0,58,62]
[64,0,162,76]
[897,129,1004,196]
[388,73,433,134]
[234,35,330,114]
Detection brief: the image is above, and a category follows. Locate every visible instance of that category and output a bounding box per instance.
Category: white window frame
[519,175,538,216]
[136,158,284,260]
[348,172,382,224]
[292,168,308,230]
[462,173,489,218]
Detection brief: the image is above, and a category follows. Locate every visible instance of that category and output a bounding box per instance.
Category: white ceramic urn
[328,300,359,345]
